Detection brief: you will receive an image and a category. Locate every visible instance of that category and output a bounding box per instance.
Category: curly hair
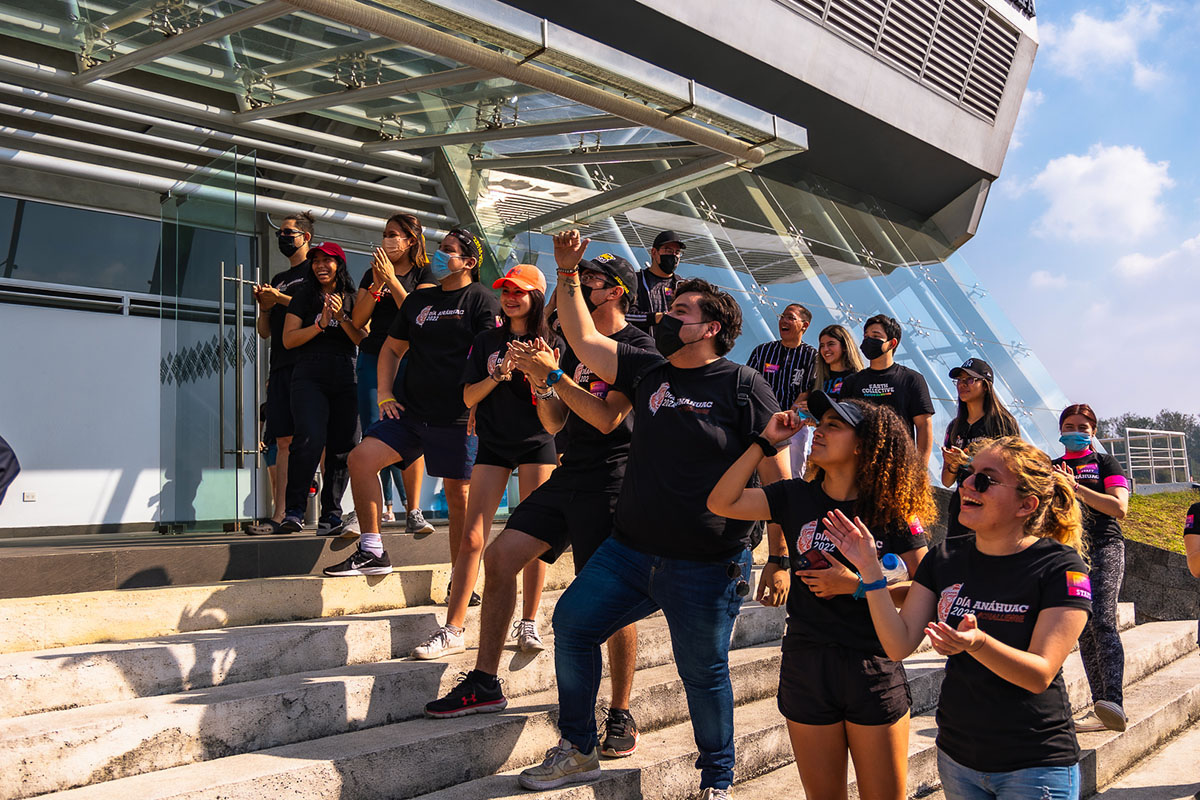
[807,400,938,532]
[971,436,1084,554]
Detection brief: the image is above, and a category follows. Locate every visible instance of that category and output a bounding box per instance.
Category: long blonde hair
[974,436,1084,554]
[813,324,865,392]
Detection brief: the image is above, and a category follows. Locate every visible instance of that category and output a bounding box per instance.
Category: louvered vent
[785,0,1020,122]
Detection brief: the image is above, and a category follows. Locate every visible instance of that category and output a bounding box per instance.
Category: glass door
[159,147,260,532]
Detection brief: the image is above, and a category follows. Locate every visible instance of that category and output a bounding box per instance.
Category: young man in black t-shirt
[627,229,685,335]
[514,231,788,797]
[249,211,313,534]
[839,314,934,468]
[425,254,652,759]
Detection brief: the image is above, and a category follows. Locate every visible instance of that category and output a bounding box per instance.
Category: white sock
[360,532,383,557]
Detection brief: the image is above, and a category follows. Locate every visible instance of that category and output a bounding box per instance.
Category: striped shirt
[746,340,818,410]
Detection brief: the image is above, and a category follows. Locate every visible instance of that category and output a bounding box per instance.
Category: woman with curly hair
[827,436,1090,800]
[708,391,934,800]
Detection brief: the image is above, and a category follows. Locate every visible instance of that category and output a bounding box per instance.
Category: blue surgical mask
[430,249,458,282]
[1059,432,1092,451]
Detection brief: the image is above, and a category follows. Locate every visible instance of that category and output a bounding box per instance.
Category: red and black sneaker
[424,670,507,719]
[600,707,639,758]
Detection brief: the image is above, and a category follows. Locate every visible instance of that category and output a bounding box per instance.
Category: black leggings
[285,354,360,520]
[1079,536,1125,706]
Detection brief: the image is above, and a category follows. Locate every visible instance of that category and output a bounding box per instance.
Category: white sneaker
[412,625,465,660]
[512,619,545,652]
[1074,710,1107,733]
[381,508,396,523]
[699,788,732,800]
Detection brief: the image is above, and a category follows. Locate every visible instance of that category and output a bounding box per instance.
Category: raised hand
[925,613,985,657]
[761,410,801,445]
[821,509,881,576]
[372,247,396,287]
[942,446,968,473]
[1052,462,1077,488]
[552,230,589,272]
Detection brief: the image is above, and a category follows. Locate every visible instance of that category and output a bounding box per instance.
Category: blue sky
[958,0,1200,418]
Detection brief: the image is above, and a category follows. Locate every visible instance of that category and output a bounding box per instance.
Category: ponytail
[1042,470,1084,554]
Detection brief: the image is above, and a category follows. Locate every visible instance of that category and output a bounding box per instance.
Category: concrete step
[0,603,786,798]
[1092,721,1200,800]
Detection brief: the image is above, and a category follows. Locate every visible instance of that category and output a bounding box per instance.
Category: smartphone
[795,547,832,570]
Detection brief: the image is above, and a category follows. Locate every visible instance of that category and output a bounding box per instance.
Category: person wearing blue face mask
[1052,403,1130,735]
[330,229,499,583]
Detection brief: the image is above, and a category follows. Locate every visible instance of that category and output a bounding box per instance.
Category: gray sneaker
[317,510,360,539]
[699,788,732,800]
[517,738,600,790]
[407,508,436,535]
[1093,700,1127,732]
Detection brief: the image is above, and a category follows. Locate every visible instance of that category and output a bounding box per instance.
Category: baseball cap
[652,230,686,250]
[492,263,547,293]
[581,253,638,304]
[807,390,865,429]
[949,358,994,383]
[310,242,347,264]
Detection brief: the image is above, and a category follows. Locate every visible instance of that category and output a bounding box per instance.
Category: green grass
[1121,490,1199,554]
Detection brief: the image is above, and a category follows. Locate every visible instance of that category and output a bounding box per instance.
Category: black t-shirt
[609,344,780,561]
[763,479,928,655]
[627,269,679,333]
[1186,504,1199,539]
[388,283,500,424]
[944,418,996,539]
[914,536,1092,772]
[284,284,358,357]
[557,324,655,493]
[266,260,309,372]
[840,363,934,440]
[357,264,435,356]
[462,328,561,451]
[821,369,855,399]
[1051,451,1129,547]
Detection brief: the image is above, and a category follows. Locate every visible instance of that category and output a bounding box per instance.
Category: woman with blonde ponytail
[825,436,1092,800]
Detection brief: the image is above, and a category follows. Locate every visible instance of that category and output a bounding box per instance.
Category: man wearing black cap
[627,230,686,335]
[423,252,654,761]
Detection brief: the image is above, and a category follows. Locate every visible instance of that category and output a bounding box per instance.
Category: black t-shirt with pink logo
[610,343,779,562]
[1186,504,1200,539]
[1051,450,1129,546]
[357,264,435,356]
[762,478,929,655]
[556,325,654,493]
[913,536,1092,772]
[461,328,561,451]
[388,283,500,425]
[285,284,358,357]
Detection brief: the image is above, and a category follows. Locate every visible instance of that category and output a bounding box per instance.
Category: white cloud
[1029,269,1069,288]
[1030,144,1173,242]
[1114,232,1200,278]
[1041,3,1168,89]
[1009,89,1044,150]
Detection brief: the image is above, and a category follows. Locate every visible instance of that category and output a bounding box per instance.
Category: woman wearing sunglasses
[708,392,934,800]
[940,359,1020,539]
[1051,403,1129,734]
[827,436,1090,800]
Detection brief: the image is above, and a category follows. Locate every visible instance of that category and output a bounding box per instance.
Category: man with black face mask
[627,230,685,336]
[839,313,934,467]
[249,211,314,534]
[514,230,787,799]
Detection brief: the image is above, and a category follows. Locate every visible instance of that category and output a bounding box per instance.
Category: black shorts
[475,438,558,470]
[505,476,618,573]
[264,365,295,440]
[778,644,911,726]
[364,412,477,481]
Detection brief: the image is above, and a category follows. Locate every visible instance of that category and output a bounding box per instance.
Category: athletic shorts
[778,644,911,726]
[475,438,558,470]
[264,365,295,441]
[364,412,477,481]
[505,476,618,573]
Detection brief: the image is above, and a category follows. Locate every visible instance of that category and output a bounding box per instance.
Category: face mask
[583,284,613,314]
[860,337,887,360]
[1059,432,1092,451]
[654,314,708,357]
[430,249,462,282]
[657,253,679,274]
[382,238,406,258]
[277,234,301,258]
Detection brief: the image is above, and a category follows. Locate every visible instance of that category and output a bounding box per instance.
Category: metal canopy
[361,114,637,152]
[470,144,718,169]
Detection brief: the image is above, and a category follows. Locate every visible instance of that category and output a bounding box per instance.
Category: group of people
[249,211,1163,800]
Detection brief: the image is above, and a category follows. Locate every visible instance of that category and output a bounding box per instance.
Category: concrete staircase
[1,536,1197,800]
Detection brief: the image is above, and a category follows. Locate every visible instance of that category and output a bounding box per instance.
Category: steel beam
[471,143,716,169]
[361,114,637,153]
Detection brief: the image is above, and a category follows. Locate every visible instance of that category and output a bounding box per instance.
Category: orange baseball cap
[492,263,547,293]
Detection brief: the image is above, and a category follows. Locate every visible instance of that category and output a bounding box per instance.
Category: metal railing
[1098,428,1192,490]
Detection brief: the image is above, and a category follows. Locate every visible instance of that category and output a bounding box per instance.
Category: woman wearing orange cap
[411,263,561,659]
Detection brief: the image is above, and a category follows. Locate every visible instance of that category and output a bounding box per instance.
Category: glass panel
[159,146,260,532]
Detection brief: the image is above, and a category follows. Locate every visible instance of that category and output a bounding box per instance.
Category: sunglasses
[277,229,303,238]
[956,467,1018,494]
[726,562,750,597]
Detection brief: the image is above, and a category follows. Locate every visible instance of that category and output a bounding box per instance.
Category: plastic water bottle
[880,553,909,584]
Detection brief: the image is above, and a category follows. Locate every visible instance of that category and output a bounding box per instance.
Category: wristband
[852,577,888,599]
[555,267,580,276]
[315,321,326,331]
[377,398,394,407]
[766,555,789,569]
[751,434,777,457]
[535,386,557,400]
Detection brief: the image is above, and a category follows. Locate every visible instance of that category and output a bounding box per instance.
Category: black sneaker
[600,707,639,758]
[446,579,482,607]
[278,513,303,534]
[425,671,508,718]
[317,510,359,538]
[323,548,393,577]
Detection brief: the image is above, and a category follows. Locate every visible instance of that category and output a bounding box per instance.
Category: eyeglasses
[955,377,982,386]
[580,274,615,289]
[956,468,1018,494]
[779,314,806,323]
[726,562,750,597]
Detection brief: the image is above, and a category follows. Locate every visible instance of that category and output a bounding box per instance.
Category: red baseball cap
[492,263,546,293]
[310,241,347,264]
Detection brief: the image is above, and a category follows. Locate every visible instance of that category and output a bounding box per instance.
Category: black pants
[1080,536,1126,706]
[285,354,360,520]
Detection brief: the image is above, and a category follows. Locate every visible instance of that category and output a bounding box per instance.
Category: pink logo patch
[764,363,779,374]
[938,583,962,623]
[908,515,925,537]
[1066,571,1092,600]
[1186,514,1195,531]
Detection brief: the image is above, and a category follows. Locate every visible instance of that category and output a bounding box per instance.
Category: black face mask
[860,337,887,360]
[654,314,707,357]
[657,253,679,274]
[277,234,302,258]
[582,282,615,313]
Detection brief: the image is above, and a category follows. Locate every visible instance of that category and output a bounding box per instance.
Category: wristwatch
[545,368,564,386]
[766,555,789,569]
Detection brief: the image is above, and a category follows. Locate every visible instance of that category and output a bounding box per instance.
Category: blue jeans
[938,748,1081,800]
[356,351,406,508]
[552,537,751,790]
